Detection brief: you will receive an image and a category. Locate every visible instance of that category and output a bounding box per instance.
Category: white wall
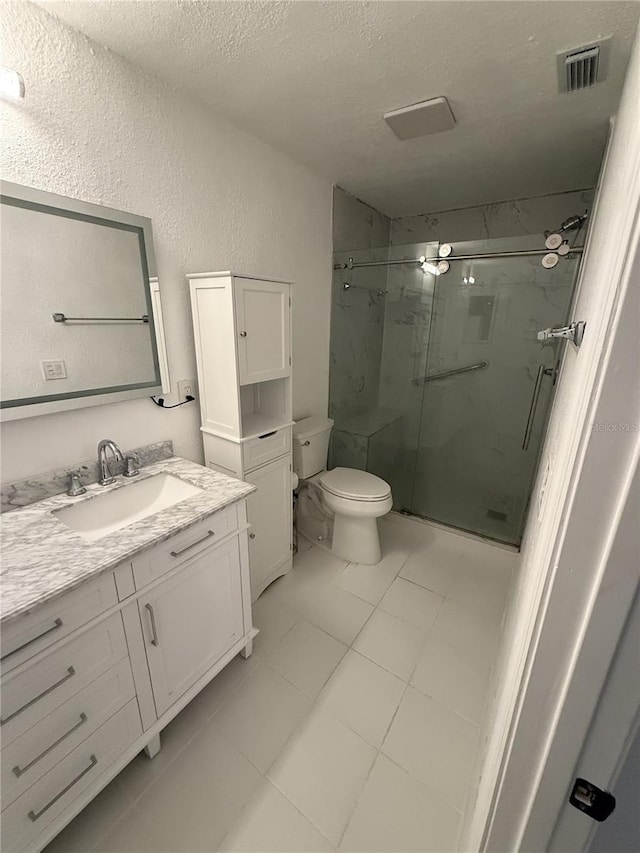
[0,2,332,483]
[466,21,640,851]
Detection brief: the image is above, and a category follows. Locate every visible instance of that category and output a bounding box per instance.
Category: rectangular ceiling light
[384,96,455,140]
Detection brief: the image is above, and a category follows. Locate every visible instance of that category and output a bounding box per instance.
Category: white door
[139,538,245,716]
[235,278,290,385]
[470,39,640,853]
[246,455,292,601]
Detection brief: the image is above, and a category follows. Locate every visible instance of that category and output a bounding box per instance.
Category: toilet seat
[318,467,391,502]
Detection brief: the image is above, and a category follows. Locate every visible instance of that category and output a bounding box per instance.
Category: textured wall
[0,2,332,483]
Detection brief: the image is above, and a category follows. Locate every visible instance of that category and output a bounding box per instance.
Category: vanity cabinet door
[138,538,245,716]
[234,278,290,385]
[245,455,292,601]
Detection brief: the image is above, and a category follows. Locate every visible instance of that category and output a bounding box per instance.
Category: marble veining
[330,188,592,543]
[1,440,174,514]
[0,456,255,625]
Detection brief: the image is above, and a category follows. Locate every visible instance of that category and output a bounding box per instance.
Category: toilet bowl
[293,417,393,565]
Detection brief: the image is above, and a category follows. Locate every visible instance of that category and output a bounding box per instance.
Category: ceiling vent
[557,38,611,93]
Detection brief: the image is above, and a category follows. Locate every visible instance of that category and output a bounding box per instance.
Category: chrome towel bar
[413,360,489,385]
[52,313,149,323]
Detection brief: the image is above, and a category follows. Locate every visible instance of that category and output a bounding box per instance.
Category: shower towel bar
[413,360,489,385]
[52,313,149,324]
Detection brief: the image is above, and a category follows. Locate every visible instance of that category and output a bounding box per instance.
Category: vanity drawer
[242,427,291,472]
[1,658,135,808]
[1,573,118,675]
[131,506,238,588]
[1,699,142,853]
[1,612,128,748]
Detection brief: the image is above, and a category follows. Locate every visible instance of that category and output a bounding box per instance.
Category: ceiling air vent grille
[566,47,599,91]
[557,39,610,93]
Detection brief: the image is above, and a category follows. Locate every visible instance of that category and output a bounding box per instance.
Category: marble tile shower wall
[329,254,387,429]
[329,188,390,467]
[330,188,595,527]
[412,259,578,540]
[389,188,595,246]
[377,244,436,509]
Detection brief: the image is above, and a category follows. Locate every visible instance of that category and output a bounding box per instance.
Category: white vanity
[0,457,255,853]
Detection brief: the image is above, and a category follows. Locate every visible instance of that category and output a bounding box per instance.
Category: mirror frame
[0,181,164,421]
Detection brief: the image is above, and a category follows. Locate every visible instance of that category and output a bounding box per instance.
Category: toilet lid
[319,468,391,501]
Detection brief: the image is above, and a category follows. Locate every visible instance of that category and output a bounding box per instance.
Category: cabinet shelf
[241,413,294,441]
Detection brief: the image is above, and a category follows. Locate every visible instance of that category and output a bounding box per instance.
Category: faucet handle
[67,471,86,497]
[123,456,139,478]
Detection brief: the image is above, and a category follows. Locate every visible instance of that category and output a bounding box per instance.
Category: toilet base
[296,478,391,566]
[332,514,382,564]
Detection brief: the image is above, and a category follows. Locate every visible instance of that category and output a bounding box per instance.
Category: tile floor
[44,513,517,853]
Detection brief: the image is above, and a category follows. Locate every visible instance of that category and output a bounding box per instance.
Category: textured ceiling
[39,1,640,217]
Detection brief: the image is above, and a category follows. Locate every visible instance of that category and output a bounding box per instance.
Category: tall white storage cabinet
[188,272,293,601]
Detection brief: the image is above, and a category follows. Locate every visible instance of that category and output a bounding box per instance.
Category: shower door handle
[522,366,555,451]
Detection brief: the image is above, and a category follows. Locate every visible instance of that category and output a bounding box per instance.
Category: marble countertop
[0,456,255,626]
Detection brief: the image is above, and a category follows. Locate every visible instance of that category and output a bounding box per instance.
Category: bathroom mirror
[0,181,167,421]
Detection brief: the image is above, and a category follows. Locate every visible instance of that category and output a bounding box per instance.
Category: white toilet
[293,416,393,564]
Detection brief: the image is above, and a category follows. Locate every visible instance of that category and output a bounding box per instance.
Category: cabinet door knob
[239,331,247,338]
[249,533,256,539]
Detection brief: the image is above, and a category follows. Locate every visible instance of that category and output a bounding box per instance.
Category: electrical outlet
[177,379,196,401]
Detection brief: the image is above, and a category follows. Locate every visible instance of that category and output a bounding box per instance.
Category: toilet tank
[293,416,334,478]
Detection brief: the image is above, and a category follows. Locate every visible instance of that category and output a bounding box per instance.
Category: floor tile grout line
[121,654,264,808]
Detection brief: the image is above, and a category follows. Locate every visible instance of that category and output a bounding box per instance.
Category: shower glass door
[409,235,581,545]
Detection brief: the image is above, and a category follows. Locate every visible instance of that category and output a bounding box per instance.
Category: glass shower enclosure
[329,235,582,546]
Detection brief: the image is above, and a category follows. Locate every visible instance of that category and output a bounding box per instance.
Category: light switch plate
[41,359,67,380]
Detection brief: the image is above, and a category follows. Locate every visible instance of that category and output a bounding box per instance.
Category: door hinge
[537,320,586,347]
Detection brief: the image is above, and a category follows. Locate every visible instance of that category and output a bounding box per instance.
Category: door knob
[239,331,247,338]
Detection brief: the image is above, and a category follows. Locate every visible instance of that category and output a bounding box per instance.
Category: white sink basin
[54,473,206,542]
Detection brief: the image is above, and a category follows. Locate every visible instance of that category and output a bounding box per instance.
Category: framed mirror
[0,181,167,421]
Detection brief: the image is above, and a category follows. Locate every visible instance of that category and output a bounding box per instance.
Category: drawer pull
[13,713,88,777]
[145,603,159,647]
[27,754,97,822]
[170,530,215,558]
[258,431,277,439]
[1,666,76,725]
[1,618,63,662]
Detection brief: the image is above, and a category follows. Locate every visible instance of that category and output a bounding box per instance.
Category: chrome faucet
[97,439,124,486]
